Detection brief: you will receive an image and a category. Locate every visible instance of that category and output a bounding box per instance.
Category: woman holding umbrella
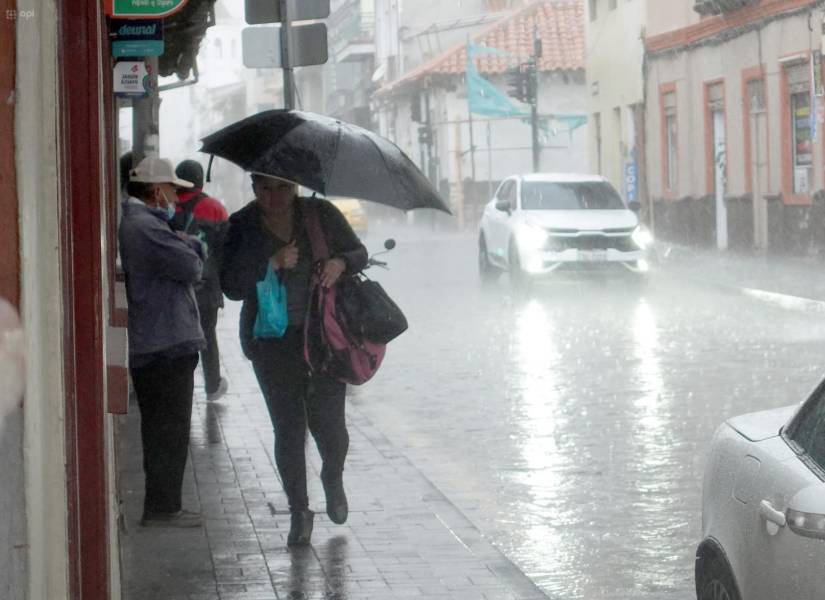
[220,173,367,546]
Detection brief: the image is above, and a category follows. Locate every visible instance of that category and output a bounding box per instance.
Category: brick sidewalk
[120,302,548,600]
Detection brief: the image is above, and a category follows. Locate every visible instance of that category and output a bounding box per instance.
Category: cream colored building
[645,0,824,252]
[585,0,648,207]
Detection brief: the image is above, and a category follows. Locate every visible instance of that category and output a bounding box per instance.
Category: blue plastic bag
[253,265,288,339]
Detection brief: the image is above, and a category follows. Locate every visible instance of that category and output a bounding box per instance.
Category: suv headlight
[517,223,548,250]
[632,226,653,250]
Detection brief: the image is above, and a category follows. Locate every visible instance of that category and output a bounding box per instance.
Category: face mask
[156,188,176,221]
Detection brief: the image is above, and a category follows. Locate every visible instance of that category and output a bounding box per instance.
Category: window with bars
[663,91,678,192]
[747,78,766,114]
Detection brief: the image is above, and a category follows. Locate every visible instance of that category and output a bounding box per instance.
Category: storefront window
[787,63,812,195]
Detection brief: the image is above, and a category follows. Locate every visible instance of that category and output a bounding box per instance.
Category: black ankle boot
[323,477,348,525]
[287,509,314,546]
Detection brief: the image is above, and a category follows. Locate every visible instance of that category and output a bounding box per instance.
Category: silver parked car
[696,384,825,599]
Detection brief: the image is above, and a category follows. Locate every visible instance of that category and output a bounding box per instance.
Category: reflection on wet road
[355,228,825,599]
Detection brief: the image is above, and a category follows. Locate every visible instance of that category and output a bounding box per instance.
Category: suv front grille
[544,234,637,252]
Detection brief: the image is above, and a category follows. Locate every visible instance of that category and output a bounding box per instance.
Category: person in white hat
[119,156,206,528]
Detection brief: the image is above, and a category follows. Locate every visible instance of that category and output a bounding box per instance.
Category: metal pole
[531,77,539,172]
[279,0,295,109]
[468,105,477,182]
[487,121,493,200]
[531,27,541,173]
[466,35,477,183]
[424,90,434,182]
[132,56,160,162]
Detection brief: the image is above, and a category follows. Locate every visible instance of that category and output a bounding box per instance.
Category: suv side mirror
[628,200,641,213]
[495,200,512,214]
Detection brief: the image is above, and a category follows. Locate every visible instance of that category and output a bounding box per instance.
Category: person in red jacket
[174,159,230,401]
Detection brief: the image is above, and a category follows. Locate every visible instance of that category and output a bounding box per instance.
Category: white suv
[477,173,651,284]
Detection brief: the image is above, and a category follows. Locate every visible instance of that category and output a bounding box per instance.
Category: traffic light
[525,62,537,105]
[506,63,537,105]
[506,66,528,103]
[418,124,432,145]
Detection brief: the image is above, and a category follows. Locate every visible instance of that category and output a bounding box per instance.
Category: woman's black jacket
[220,197,368,359]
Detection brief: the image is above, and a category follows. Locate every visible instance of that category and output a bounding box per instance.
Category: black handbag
[336,275,408,344]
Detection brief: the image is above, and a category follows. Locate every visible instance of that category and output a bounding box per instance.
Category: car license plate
[579,250,607,262]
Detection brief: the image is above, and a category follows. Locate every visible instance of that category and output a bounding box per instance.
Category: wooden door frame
[58,2,110,598]
[0,0,19,307]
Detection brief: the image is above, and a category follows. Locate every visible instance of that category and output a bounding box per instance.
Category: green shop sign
[111,0,188,18]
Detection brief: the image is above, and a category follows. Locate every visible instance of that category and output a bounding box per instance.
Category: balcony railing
[694,0,760,16]
[330,0,375,62]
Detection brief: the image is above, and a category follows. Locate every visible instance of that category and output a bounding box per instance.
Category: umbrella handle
[206,155,215,183]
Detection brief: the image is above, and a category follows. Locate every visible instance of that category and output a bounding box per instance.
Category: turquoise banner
[466,42,526,118]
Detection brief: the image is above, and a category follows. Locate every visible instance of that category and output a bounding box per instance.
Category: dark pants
[251,327,348,512]
[130,353,199,515]
[198,301,222,394]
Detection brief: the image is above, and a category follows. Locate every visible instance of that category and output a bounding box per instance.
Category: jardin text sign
[108,0,188,18]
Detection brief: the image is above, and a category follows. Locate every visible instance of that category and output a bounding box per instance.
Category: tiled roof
[378,0,584,96]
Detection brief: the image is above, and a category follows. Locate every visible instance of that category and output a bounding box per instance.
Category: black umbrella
[199,110,451,214]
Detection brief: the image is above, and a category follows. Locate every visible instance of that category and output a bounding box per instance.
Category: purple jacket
[119,198,206,362]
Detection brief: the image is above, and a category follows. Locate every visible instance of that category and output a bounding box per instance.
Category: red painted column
[0,0,19,308]
[58,3,110,598]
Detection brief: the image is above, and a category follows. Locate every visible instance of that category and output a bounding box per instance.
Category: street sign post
[242,24,328,69]
[244,0,330,24]
[242,0,330,110]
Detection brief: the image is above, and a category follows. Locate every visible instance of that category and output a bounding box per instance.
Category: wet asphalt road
[349,225,825,600]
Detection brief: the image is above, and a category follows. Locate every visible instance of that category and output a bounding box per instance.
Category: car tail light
[787,509,825,540]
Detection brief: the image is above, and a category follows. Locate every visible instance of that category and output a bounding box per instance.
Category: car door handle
[760,500,787,528]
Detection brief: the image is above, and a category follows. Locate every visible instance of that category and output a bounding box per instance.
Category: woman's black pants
[130,353,198,515]
[251,327,348,512]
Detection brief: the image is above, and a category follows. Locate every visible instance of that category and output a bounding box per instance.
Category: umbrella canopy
[199,110,451,214]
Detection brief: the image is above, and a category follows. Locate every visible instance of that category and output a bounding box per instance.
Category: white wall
[437,72,588,181]
[397,0,489,73]
[586,0,646,197]
[16,1,70,598]
[645,11,818,200]
[646,0,699,37]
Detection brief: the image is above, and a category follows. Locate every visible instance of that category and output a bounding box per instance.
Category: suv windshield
[521,181,626,210]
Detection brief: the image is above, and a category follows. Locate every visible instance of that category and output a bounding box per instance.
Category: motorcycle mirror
[384,239,396,251]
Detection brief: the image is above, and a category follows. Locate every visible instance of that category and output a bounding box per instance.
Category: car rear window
[521,181,625,210]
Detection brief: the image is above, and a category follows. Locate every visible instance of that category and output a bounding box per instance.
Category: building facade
[0,1,217,597]
[645,0,825,252]
[373,0,587,228]
[585,0,648,208]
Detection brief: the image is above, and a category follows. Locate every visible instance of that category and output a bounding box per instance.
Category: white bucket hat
[130,156,194,188]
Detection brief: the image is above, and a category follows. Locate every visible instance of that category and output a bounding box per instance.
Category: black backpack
[172,193,228,306]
